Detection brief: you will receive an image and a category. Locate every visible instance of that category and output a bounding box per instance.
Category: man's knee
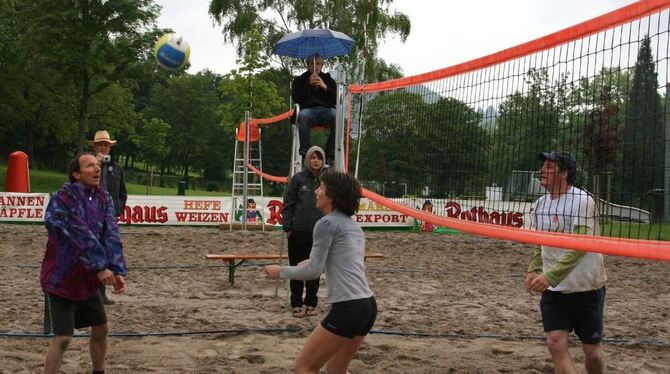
[297,112,309,123]
[583,343,603,361]
[546,331,569,354]
[53,336,72,352]
[325,108,336,124]
[90,323,109,339]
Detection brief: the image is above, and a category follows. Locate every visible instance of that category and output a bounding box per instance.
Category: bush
[206,181,221,191]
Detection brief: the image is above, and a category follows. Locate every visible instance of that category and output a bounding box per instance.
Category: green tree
[219,26,285,130]
[24,0,160,153]
[357,91,486,197]
[208,0,410,82]
[622,35,663,205]
[255,67,293,177]
[559,66,632,203]
[0,0,76,168]
[492,69,561,190]
[424,97,486,196]
[583,85,620,205]
[144,72,224,189]
[218,26,286,181]
[358,91,427,194]
[88,82,139,142]
[131,117,171,170]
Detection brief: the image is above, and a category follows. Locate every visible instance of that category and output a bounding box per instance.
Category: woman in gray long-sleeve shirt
[265,171,376,374]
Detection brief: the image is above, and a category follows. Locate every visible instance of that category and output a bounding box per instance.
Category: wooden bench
[205,252,385,285]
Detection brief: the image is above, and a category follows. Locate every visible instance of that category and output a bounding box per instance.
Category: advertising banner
[0,193,49,222]
[0,193,534,230]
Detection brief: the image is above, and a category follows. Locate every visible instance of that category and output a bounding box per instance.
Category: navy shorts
[321,296,377,339]
[540,286,605,344]
[46,291,107,336]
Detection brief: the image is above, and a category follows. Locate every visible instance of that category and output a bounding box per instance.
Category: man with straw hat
[90,130,127,305]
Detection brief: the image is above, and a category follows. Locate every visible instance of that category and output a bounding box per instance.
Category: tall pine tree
[622,35,663,206]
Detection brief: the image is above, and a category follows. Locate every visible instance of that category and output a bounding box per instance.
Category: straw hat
[90,130,117,145]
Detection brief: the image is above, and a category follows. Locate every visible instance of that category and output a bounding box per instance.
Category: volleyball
[154,33,190,71]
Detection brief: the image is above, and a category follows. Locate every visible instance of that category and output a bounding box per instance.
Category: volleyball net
[345,0,670,260]
[244,1,670,261]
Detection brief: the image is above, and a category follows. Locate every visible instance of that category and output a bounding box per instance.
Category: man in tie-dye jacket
[41,152,127,374]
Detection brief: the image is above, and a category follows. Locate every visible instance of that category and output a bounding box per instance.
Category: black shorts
[321,296,377,339]
[45,291,107,336]
[540,286,605,344]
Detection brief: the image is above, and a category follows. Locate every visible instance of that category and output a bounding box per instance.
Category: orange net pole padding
[362,188,670,262]
[350,0,670,94]
[247,164,288,183]
[236,122,261,142]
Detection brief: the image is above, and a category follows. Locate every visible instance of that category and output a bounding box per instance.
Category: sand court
[1,224,668,373]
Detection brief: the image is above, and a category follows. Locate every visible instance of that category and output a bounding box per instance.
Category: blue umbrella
[274,28,355,59]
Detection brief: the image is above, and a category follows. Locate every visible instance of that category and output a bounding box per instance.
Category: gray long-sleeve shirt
[280,210,373,304]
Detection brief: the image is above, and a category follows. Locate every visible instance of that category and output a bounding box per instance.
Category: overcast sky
[155,0,638,77]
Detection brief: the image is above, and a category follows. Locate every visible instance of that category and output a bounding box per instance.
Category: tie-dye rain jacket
[40,182,127,300]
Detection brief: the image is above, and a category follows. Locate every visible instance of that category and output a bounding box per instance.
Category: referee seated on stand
[292,53,337,166]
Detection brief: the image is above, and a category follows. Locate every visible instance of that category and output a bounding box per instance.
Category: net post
[664,85,670,221]
[333,64,347,172]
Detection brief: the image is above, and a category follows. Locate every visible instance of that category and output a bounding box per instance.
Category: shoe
[305,306,318,316]
[292,306,306,318]
[102,297,115,305]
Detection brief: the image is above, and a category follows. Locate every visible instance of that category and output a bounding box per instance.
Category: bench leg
[227,260,247,286]
[227,260,235,285]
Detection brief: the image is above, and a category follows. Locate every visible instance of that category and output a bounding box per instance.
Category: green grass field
[0,164,229,196]
[601,220,670,241]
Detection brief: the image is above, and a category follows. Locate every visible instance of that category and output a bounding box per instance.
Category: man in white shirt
[525,151,607,374]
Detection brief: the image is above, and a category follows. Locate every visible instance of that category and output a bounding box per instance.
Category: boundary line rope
[1,329,665,346]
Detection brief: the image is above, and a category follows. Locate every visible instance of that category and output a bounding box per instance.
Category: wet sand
[0,224,668,373]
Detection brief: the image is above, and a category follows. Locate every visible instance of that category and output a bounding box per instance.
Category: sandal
[292,307,306,318]
[305,306,318,316]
